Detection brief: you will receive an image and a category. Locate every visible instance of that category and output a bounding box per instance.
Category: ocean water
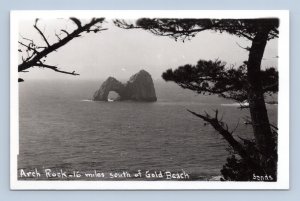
[18,80,278,180]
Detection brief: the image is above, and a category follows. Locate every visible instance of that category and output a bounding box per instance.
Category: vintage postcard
[10,10,289,190]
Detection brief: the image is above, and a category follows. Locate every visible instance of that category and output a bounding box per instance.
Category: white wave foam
[221,102,249,107]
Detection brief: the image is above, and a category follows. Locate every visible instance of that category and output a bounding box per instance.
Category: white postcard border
[10,10,289,190]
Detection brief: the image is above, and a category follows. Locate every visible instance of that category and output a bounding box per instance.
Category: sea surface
[18,80,278,180]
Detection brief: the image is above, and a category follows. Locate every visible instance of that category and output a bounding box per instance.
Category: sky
[18,18,278,81]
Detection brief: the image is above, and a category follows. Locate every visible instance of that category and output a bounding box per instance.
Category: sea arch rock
[93,77,126,101]
[93,70,157,102]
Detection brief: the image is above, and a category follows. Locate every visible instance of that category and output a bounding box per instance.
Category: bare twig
[235,42,250,51]
[61,29,70,36]
[35,63,79,75]
[34,21,50,47]
[70,17,82,28]
[231,119,240,134]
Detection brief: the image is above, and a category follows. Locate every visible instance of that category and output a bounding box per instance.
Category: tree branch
[262,81,278,92]
[70,17,82,28]
[235,42,250,51]
[187,109,246,156]
[18,17,106,73]
[33,21,50,47]
[186,109,263,171]
[35,63,79,75]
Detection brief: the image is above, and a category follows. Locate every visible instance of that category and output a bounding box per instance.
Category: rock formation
[93,70,157,102]
[92,77,126,101]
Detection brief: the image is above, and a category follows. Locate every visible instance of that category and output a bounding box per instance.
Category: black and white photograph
[10,10,289,190]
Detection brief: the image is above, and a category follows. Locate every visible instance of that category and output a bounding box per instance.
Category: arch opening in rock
[107,91,120,102]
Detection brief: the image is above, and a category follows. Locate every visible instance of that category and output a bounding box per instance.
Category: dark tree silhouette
[18,17,107,81]
[114,18,279,181]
